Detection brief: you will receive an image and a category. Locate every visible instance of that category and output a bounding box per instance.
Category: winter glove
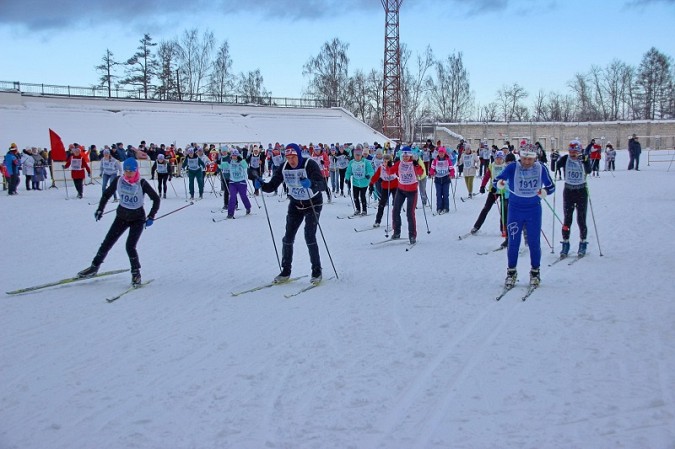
[94,209,103,221]
[253,178,262,190]
[368,185,374,195]
[412,159,419,166]
[145,217,154,228]
[537,189,547,199]
[496,180,507,191]
[479,186,485,194]
[300,178,311,188]
[387,161,393,168]
[345,179,351,187]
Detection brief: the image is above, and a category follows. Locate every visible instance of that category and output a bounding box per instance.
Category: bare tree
[156,40,180,100]
[366,68,384,131]
[428,51,472,122]
[568,73,597,121]
[478,102,499,122]
[636,47,673,119]
[400,44,434,142]
[209,40,234,102]
[303,37,350,107]
[532,90,547,121]
[95,48,120,97]
[177,28,215,101]
[121,34,158,99]
[237,69,271,104]
[496,83,528,121]
[347,69,371,121]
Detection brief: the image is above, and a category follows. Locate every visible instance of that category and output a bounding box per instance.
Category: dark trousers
[375,187,395,224]
[282,202,323,273]
[157,173,169,196]
[474,193,508,234]
[434,176,451,212]
[628,152,640,170]
[92,215,145,271]
[338,169,347,194]
[392,189,418,238]
[8,173,19,194]
[353,186,367,213]
[562,187,588,240]
[73,178,84,196]
[25,175,33,190]
[188,171,204,197]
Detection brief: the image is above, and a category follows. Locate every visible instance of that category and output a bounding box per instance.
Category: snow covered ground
[1,150,674,449]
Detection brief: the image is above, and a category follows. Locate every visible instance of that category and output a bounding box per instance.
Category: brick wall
[434,121,675,150]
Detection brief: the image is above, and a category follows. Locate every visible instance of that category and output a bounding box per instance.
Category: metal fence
[0,80,338,109]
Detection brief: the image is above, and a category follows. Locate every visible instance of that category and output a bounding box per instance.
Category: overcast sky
[1,0,674,107]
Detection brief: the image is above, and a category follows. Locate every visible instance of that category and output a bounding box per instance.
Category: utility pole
[381,0,403,142]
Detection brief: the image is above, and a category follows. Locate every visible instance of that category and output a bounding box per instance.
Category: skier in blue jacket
[493,143,555,288]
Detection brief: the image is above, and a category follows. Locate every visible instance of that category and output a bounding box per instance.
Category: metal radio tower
[381,0,403,142]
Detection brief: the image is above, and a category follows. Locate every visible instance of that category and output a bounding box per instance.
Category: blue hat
[401,146,413,155]
[123,158,138,172]
[285,143,304,165]
[231,149,240,158]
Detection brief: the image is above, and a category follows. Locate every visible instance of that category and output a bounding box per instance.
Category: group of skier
[5,136,610,292]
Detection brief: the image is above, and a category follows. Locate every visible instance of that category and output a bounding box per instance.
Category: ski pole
[430,176,434,212]
[260,187,281,271]
[542,197,564,225]
[540,228,553,250]
[450,175,457,211]
[551,184,556,253]
[62,166,70,199]
[348,176,356,213]
[306,188,339,280]
[420,194,430,234]
[168,178,178,197]
[182,170,188,201]
[586,187,604,256]
[385,189,391,238]
[247,179,261,208]
[154,202,194,221]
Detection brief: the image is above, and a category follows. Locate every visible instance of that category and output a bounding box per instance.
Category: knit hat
[568,140,582,152]
[187,147,194,154]
[401,146,413,156]
[519,143,538,158]
[157,154,165,160]
[438,148,447,156]
[10,142,17,149]
[285,143,301,156]
[495,151,505,159]
[231,149,240,158]
[123,157,138,172]
[353,147,363,156]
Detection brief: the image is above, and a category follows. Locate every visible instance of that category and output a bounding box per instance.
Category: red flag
[49,128,67,161]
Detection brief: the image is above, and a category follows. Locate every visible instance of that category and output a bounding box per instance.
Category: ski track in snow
[2,151,675,449]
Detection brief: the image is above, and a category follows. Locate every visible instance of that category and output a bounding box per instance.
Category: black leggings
[338,168,347,194]
[157,173,169,195]
[281,202,323,273]
[562,187,588,240]
[92,215,145,271]
[353,186,368,213]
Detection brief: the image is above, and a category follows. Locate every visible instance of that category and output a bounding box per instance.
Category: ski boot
[578,240,588,257]
[77,264,99,279]
[390,233,401,240]
[470,227,479,235]
[310,268,322,285]
[505,268,517,288]
[560,240,570,258]
[373,222,381,228]
[131,269,142,287]
[529,268,541,286]
[409,236,416,245]
[274,268,291,284]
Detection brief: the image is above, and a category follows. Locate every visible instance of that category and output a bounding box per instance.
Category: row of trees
[96,30,269,103]
[95,30,674,141]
